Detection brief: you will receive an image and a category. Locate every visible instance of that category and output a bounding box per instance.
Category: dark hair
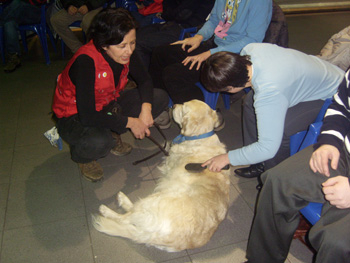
[200,51,252,92]
[88,8,137,52]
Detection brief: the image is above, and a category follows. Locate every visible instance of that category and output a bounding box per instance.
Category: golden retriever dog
[92,100,230,252]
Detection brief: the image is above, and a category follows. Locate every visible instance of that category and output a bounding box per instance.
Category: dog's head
[172,100,220,136]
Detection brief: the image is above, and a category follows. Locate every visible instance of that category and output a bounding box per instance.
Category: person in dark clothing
[1,0,46,73]
[245,70,350,263]
[52,8,169,182]
[135,0,215,68]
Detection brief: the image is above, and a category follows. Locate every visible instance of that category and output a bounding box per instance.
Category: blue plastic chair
[290,98,332,155]
[18,4,57,65]
[290,98,333,225]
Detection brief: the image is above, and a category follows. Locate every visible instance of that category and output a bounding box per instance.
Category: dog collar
[172,130,215,144]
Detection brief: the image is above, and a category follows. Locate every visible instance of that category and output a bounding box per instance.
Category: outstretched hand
[171,35,203,53]
[182,51,211,70]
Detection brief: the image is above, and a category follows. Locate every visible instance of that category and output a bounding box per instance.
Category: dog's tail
[92,214,140,240]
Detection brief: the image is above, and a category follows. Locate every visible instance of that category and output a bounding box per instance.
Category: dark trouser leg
[149,39,216,103]
[136,23,183,68]
[117,88,169,118]
[309,146,350,263]
[242,90,324,169]
[57,116,115,163]
[57,89,168,163]
[163,62,204,104]
[246,146,329,263]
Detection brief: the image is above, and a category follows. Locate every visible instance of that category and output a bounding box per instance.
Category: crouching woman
[52,8,169,182]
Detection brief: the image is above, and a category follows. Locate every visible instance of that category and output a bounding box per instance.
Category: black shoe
[235,163,265,178]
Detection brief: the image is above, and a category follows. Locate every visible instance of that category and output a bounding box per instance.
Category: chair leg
[20,30,28,53]
[36,26,51,64]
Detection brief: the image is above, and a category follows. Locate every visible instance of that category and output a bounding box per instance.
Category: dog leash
[133,124,169,165]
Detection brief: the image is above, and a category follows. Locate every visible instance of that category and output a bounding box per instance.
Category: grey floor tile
[15,117,57,147]
[233,180,261,212]
[83,164,157,212]
[288,239,315,263]
[88,217,188,263]
[0,120,17,149]
[190,241,248,263]
[1,216,94,263]
[18,85,55,119]
[0,183,9,231]
[0,148,13,184]
[4,171,84,230]
[11,144,73,182]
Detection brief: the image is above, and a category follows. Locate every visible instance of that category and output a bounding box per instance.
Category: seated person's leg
[136,23,183,68]
[51,10,84,53]
[149,42,214,100]
[246,145,327,262]
[308,145,350,263]
[163,62,204,104]
[81,7,103,33]
[117,88,169,119]
[264,99,324,170]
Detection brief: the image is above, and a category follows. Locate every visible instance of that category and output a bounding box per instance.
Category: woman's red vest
[52,41,129,118]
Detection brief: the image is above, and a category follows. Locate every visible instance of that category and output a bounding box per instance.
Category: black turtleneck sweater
[69,50,153,134]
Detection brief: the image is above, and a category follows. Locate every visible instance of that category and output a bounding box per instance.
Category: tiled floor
[1,11,350,263]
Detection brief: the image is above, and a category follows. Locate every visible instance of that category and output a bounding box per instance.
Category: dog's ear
[181,101,218,135]
[213,110,220,129]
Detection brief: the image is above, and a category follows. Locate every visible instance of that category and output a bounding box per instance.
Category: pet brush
[185,163,230,172]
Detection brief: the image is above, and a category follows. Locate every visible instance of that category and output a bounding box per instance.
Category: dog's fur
[92,100,230,252]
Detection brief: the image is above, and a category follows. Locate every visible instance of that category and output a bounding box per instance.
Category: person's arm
[315,72,350,152]
[196,0,220,41]
[310,71,350,176]
[228,92,289,165]
[70,54,129,134]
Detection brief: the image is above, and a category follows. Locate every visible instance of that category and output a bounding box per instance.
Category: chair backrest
[263,1,289,48]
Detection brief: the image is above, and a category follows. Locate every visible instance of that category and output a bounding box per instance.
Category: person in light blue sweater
[201,43,344,178]
[149,0,272,108]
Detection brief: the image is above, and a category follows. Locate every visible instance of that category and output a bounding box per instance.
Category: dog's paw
[117,192,133,211]
[99,205,110,216]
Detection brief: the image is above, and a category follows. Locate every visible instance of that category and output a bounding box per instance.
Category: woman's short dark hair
[201,51,252,92]
[88,8,137,52]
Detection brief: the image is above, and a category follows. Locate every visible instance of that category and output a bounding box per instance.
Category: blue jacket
[197,0,272,54]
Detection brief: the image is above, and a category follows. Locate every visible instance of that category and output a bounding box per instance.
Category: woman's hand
[202,154,230,172]
[171,35,203,53]
[182,51,211,70]
[126,117,150,139]
[139,103,153,127]
[309,144,340,177]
